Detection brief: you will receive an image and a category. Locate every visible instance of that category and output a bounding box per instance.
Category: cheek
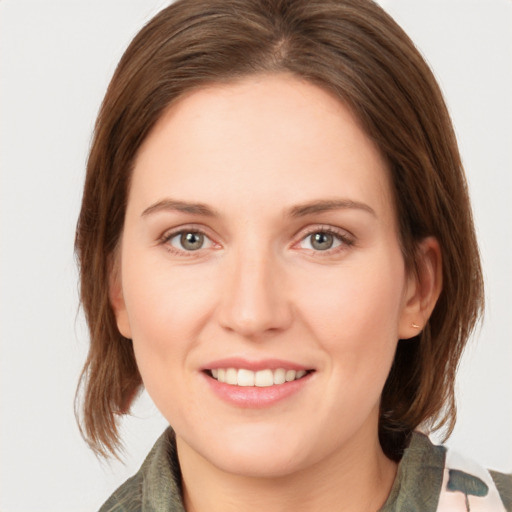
[121,251,217,364]
[121,260,219,420]
[297,254,406,365]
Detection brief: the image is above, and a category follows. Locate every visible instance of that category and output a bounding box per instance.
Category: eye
[166,230,214,252]
[298,229,350,252]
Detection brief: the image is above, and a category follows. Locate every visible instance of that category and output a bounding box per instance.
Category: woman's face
[112,74,420,477]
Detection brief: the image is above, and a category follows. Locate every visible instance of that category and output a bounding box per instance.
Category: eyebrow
[141,199,218,217]
[289,199,376,217]
[141,197,376,219]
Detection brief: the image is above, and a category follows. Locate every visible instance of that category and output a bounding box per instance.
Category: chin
[183,422,315,478]
[215,430,344,479]
[211,443,308,479]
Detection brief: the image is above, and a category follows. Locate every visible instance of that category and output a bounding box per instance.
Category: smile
[209,368,310,387]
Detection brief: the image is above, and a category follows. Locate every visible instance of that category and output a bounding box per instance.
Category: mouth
[202,359,315,407]
[206,368,313,387]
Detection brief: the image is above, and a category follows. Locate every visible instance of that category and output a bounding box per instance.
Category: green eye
[167,231,212,251]
[299,230,347,252]
[310,232,335,251]
[180,232,204,250]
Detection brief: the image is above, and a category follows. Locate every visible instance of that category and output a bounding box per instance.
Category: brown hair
[75,0,483,459]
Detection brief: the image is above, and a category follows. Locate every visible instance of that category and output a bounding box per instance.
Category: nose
[217,247,293,339]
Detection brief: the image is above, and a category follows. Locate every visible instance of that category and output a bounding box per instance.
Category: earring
[411,322,421,329]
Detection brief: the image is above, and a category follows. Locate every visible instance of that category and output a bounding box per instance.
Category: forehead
[131,74,395,221]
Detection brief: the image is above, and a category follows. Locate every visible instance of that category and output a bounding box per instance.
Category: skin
[111,74,441,511]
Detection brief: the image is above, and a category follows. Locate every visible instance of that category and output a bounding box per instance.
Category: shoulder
[98,472,143,512]
[97,428,185,512]
[489,470,512,512]
[438,446,511,512]
[382,432,512,512]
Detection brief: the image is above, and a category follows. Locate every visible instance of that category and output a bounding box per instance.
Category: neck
[177,430,397,512]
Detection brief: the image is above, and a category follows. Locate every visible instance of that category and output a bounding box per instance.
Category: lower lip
[203,372,313,408]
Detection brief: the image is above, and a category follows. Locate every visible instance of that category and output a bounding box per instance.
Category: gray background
[1,1,511,510]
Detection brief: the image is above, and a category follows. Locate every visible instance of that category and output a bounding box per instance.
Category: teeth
[210,367,309,386]
[285,369,296,382]
[237,369,255,387]
[255,369,273,387]
[226,368,237,385]
[273,368,286,385]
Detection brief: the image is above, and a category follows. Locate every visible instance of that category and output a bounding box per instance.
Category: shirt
[98,428,511,512]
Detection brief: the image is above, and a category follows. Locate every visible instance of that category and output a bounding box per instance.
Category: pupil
[181,232,203,250]
[311,232,333,250]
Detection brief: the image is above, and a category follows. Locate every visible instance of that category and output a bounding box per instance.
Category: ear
[398,237,442,339]
[109,254,132,339]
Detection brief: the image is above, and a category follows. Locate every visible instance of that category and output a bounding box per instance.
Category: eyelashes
[159,225,354,257]
[165,230,215,252]
[296,227,354,253]
[159,226,217,257]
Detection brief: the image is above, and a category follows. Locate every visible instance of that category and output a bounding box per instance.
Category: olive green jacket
[99,428,511,512]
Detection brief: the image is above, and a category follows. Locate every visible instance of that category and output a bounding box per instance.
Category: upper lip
[202,357,312,372]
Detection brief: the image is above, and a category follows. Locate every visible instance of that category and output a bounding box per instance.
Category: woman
[75,0,511,510]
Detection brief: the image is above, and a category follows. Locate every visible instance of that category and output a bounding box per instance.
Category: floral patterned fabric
[99,428,511,512]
